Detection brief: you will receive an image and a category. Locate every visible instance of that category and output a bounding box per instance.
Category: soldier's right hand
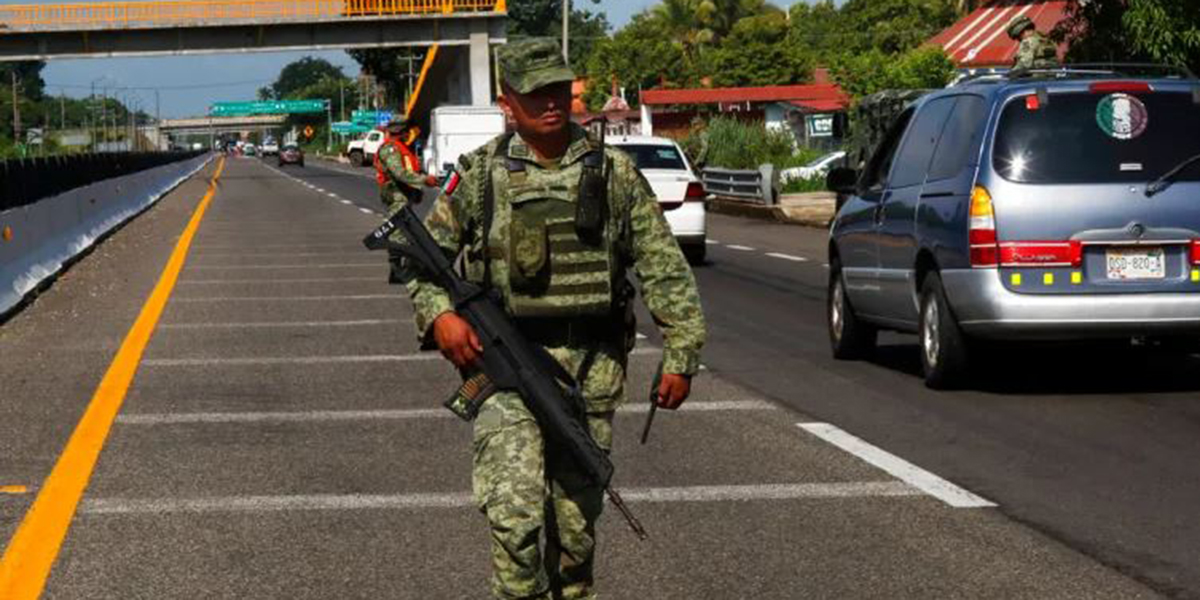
[432,312,483,368]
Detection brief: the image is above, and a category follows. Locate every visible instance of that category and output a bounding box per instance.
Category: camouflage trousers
[472,391,614,600]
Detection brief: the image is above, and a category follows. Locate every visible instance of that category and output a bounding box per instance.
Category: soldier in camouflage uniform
[1008,15,1059,70]
[376,118,437,210]
[405,38,706,599]
[378,119,438,283]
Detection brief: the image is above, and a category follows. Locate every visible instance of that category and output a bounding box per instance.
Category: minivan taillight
[1190,240,1200,265]
[685,182,705,201]
[969,186,998,268]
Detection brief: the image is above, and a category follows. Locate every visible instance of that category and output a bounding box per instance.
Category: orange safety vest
[375,138,421,187]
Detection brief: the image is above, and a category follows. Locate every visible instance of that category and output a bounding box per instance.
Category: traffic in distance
[2,2,1200,599]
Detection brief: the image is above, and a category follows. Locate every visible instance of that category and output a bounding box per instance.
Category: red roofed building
[637,82,851,144]
[928,0,1070,68]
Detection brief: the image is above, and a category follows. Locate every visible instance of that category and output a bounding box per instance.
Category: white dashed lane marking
[797,423,996,509]
[81,482,919,515]
[114,400,776,425]
[726,245,756,251]
[158,319,408,330]
[359,207,375,215]
[765,252,808,262]
[705,239,719,245]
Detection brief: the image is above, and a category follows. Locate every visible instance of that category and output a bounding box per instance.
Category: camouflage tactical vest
[478,145,617,319]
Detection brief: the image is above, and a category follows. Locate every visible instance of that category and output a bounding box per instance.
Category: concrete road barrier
[0,153,213,317]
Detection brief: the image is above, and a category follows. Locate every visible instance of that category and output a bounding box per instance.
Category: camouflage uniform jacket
[377,140,426,208]
[1014,32,1058,70]
[406,124,706,411]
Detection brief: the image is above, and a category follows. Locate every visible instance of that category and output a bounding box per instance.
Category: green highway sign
[351,110,394,125]
[209,99,329,116]
[332,121,373,134]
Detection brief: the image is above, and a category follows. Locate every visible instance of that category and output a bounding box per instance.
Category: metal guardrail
[701,165,779,206]
[0,0,504,31]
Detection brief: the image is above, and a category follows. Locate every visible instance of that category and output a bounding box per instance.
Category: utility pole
[562,0,570,62]
[339,82,345,121]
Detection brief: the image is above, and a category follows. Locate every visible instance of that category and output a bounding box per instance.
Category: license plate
[1106,247,1165,280]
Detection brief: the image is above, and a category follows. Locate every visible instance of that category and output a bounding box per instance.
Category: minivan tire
[919,273,970,389]
[684,243,706,265]
[829,264,876,360]
[349,150,364,166]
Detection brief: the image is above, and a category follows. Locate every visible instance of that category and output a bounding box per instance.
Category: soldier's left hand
[657,373,692,410]
[424,175,439,188]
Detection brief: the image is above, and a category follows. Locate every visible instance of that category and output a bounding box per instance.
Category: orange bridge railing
[0,0,505,31]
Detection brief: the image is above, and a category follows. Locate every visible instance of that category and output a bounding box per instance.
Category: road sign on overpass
[210,100,329,117]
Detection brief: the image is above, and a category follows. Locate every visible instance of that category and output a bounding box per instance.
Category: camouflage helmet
[496,38,576,95]
[1007,15,1035,39]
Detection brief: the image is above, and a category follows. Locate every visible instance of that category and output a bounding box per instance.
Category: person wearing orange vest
[376,118,438,210]
[377,118,438,284]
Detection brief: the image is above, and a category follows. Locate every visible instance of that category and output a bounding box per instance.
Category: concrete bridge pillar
[469,20,492,106]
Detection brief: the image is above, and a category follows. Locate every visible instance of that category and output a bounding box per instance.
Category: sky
[28,0,817,118]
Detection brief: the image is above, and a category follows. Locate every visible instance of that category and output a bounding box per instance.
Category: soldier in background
[376,118,437,210]
[377,118,438,283]
[406,38,706,599]
[1008,15,1059,70]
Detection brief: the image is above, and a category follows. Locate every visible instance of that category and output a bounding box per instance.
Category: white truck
[423,105,507,177]
[346,129,386,167]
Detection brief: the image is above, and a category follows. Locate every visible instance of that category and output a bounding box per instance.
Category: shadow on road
[868,340,1200,395]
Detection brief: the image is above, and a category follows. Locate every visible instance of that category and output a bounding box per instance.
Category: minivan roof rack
[1008,63,1197,80]
[951,63,1197,87]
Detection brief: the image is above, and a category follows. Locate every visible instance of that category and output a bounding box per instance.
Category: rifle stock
[363,205,647,540]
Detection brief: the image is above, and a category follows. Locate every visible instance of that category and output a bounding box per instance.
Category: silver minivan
[826,68,1200,388]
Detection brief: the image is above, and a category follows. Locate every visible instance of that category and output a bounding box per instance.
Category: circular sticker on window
[1096,93,1148,140]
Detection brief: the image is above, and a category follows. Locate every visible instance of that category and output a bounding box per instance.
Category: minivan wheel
[829,265,876,360]
[683,243,706,265]
[919,273,970,389]
[349,150,364,166]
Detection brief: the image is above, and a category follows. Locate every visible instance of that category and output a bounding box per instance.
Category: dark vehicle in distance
[825,66,1200,388]
[278,144,304,167]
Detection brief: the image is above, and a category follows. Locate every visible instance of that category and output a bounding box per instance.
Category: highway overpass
[0,0,504,106]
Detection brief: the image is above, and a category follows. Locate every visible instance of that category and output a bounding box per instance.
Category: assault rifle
[362,202,648,541]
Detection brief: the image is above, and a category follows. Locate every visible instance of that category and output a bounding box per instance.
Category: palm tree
[652,0,715,73]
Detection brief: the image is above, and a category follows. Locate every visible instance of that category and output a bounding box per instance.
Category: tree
[1055,0,1200,75]
[262,56,345,100]
[507,0,610,67]
[831,46,955,99]
[583,12,690,111]
[710,12,813,87]
[788,0,959,57]
[346,47,425,109]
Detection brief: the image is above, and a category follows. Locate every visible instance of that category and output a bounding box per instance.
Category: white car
[260,140,280,156]
[781,150,847,183]
[610,136,707,263]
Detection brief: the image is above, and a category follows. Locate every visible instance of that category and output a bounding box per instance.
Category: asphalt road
[0,155,1179,599]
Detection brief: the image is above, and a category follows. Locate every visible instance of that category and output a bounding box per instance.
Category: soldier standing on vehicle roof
[1008,15,1059,70]
[404,38,706,599]
[376,117,438,210]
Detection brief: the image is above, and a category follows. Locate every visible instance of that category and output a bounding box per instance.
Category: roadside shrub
[782,175,828,194]
[681,116,830,171]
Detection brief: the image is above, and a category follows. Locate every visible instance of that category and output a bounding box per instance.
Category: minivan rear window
[993,91,1200,184]
[615,144,687,171]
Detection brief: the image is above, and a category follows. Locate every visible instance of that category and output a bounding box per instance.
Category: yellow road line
[0,486,29,495]
[0,156,225,600]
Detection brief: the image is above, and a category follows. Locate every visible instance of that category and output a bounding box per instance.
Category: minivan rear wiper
[1145,152,1200,197]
